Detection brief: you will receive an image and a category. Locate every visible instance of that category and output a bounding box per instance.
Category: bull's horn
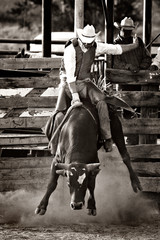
[55,163,69,170]
[87,163,100,172]
[56,169,66,176]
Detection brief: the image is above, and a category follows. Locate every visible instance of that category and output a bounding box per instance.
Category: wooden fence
[0,38,159,57]
[0,38,67,57]
[0,58,160,200]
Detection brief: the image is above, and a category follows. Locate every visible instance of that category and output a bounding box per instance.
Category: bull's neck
[65,151,97,164]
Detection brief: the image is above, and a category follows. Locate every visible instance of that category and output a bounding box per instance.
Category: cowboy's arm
[120,39,139,53]
[63,44,81,104]
[96,39,139,55]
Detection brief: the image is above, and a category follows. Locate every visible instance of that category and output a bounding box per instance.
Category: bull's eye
[69,171,73,176]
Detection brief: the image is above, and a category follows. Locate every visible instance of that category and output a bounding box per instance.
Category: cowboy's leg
[79,81,112,151]
[49,112,65,155]
[44,84,69,155]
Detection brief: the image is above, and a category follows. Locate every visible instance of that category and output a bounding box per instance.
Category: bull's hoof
[87,209,97,216]
[131,175,143,193]
[35,207,46,215]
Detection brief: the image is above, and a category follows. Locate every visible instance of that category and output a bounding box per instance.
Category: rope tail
[48,102,97,149]
[48,102,83,149]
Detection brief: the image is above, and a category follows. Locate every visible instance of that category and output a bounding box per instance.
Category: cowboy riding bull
[35,25,142,216]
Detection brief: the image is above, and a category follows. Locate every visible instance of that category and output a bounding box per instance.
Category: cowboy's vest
[65,38,97,80]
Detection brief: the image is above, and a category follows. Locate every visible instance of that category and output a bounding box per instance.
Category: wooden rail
[0,38,66,51]
[0,58,160,196]
[0,38,159,57]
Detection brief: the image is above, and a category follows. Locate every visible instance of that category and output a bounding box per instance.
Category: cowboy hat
[114,17,135,30]
[77,25,99,44]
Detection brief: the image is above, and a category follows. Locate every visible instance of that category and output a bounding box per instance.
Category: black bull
[35,104,142,216]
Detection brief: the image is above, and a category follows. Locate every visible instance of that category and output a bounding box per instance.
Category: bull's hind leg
[87,174,97,216]
[110,111,142,193]
[35,159,59,215]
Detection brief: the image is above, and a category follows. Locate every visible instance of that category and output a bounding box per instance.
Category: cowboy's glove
[71,92,81,105]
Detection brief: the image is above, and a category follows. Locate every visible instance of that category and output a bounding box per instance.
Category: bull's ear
[87,163,100,172]
[56,169,67,177]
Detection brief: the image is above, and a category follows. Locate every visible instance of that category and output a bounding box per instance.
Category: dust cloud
[0,149,158,226]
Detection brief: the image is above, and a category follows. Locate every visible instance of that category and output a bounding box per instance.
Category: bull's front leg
[87,174,97,216]
[35,159,59,215]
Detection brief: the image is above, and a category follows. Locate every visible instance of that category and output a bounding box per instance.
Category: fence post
[26,42,30,51]
[139,84,158,144]
[74,0,84,33]
[42,0,51,57]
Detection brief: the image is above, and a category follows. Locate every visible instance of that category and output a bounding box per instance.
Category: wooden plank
[0,69,48,77]
[0,167,50,180]
[0,57,62,70]
[0,145,48,150]
[120,91,160,107]
[0,134,48,146]
[0,70,59,88]
[132,162,160,176]
[106,68,160,84]
[0,92,160,109]
[0,96,57,108]
[0,179,49,192]
[139,85,159,144]
[3,88,48,119]
[121,118,160,134]
[0,156,52,169]
[127,144,160,159]
[3,108,27,118]
[25,88,47,97]
[0,71,159,89]
[0,116,50,129]
[139,177,160,192]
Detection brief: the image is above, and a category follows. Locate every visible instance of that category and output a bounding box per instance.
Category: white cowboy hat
[114,17,135,30]
[77,25,99,44]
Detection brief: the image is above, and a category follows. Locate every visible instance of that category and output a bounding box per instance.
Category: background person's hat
[77,25,99,43]
[114,17,135,30]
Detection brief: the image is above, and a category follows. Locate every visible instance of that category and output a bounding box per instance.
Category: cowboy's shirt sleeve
[96,42,122,56]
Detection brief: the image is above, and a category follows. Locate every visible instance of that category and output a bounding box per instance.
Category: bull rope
[48,102,97,149]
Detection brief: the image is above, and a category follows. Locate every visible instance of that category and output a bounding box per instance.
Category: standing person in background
[113,17,152,145]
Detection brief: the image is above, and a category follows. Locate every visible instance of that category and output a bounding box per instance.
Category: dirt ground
[0,150,160,240]
[0,214,160,240]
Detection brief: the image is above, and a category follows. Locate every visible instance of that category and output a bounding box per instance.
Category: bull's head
[55,162,100,210]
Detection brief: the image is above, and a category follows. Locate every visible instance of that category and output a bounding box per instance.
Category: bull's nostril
[70,202,83,210]
[70,203,75,210]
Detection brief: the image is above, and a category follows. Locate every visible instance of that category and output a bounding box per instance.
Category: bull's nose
[70,202,83,210]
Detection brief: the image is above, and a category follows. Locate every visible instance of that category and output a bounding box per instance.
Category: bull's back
[59,107,98,162]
